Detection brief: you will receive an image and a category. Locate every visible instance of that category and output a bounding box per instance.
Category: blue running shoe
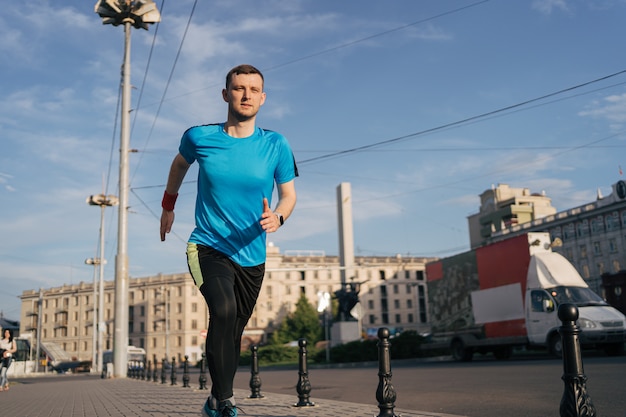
[201,398,221,417]
[219,399,239,417]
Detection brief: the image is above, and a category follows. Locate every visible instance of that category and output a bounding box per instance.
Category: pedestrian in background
[0,329,17,391]
[160,64,298,417]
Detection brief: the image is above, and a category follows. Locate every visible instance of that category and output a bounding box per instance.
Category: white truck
[425,232,626,360]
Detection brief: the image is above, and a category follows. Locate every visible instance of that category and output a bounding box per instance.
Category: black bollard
[183,355,190,388]
[146,360,151,382]
[248,345,264,398]
[199,353,208,390]
[294,338,315,407]
[161,357,167,384]
[152,355,158,382]
[170,357,177,385]
[558,304,596,417]
[376,327,398,417]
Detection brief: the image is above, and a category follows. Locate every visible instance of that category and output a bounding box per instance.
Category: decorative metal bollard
[141,359,146,380]
[376,327,398,417]
[199,353,208,390]
[170,357,177,385]
[146,360,151,382]
[558,304,596,417]
[152,355,158,383]
[183,355,190,388]
[294,338,315,407]
[248,345,264,398]
[161,357,167,384]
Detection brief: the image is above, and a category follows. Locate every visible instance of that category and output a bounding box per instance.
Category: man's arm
[261,179,296,233]
[160,153,191,241]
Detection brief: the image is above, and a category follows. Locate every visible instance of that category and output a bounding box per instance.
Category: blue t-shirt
[179,123,297,266]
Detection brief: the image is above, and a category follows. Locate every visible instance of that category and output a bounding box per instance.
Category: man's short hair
[225,64,264,89]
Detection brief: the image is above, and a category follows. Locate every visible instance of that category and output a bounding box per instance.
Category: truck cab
[525,245,626,356]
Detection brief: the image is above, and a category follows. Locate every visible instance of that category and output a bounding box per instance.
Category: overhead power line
[298,69,626,165]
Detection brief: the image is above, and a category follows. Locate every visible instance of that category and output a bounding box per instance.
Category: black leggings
[187,244,264,401]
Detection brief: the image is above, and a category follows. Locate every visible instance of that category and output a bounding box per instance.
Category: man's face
[223,73,266,122]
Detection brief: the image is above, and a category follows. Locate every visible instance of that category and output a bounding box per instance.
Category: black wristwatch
[275,212,284,226]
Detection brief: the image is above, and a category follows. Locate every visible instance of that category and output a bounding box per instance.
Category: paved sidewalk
[1,376,467,417]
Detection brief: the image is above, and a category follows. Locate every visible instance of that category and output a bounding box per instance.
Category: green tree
[270,294,323,345]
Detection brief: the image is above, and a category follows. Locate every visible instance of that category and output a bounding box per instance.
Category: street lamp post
[87,194,118,374]
[94,0,160,378]
[85,257,99,371]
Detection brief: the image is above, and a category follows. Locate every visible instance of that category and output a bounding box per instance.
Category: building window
[563,224,575,240]
[191,319,198,330]
[393,284,399,294]
[394,299,400,309]
[382,313,389,324]
[191,303,198,313]
[379,270,386,280]
[192,336,198,346]
[613,260,621,272]
[606,212,619,231]
[140,306,145,317]
[407,299,413,308]
[368,300,374,309]
[405,284,411,294]
[369,315,376,324]
[609,238,618,253]
[579,245,587,259]
[582,264,590,279]
[597,262,605,275]
[405,270,410,279]
[593,241,602,256]
[576,220,589,238]
[591,216,604,234]
[395,314,401,323]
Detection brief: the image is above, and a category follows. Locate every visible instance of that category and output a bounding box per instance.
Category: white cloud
[532,0,571,14]
[579,93,626,124]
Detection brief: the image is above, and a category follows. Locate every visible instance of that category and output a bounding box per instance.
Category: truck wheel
[549,334,563,358]
[493,346,513,360]
[603,343,624,356]
[451,340,473,362]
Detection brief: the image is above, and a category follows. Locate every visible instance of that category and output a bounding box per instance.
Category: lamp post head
[87,194,119,207]
[95,0,161,30]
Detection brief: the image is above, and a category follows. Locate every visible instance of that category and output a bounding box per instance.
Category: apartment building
[20,244,434,365]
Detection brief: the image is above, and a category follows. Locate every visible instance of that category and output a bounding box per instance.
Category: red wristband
[162,191,178,211]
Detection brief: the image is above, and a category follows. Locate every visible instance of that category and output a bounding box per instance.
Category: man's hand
[160,209,175,241]
[260,197,281,233]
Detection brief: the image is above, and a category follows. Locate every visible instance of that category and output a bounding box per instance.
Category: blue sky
[2,0,626,318]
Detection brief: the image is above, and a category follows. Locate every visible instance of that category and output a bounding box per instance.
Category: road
[233,353,626,417]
